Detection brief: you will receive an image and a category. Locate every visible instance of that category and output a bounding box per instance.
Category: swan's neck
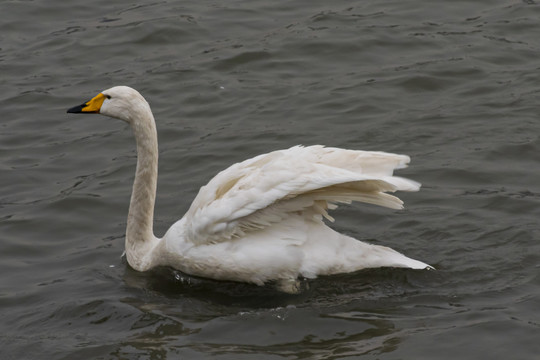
[125,105,160,271]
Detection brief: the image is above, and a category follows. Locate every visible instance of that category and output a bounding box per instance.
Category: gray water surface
[1,0,540,359]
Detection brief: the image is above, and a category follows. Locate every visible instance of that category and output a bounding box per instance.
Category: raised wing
[182,145,420,245]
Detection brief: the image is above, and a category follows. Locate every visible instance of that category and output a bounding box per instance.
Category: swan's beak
[67,93,107,114]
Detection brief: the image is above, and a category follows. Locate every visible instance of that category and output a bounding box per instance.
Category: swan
[67,86,431,292]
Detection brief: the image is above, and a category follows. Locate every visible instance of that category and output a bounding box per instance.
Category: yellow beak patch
[67,92,107,114]
[82,93,107,113]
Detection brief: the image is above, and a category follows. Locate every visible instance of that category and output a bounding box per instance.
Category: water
[1,0,540,358]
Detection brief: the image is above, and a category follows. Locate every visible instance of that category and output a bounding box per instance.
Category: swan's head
[67,86,150,123]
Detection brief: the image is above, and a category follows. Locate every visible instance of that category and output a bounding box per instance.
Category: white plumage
[68,86,431,292]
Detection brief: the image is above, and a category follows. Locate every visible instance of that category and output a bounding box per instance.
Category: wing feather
[183,145,420,245]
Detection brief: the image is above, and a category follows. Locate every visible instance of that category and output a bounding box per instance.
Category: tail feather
[369,244,433,270]
[300,223,433,278]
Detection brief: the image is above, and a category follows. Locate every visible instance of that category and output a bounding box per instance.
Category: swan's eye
[105,94,111,99]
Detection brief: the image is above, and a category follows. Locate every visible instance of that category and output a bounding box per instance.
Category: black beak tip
[67,104,85,114]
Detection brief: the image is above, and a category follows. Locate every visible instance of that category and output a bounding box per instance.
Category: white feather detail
[181,145,420,245]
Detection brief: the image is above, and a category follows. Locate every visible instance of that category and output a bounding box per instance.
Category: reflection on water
[113,266,439,358]
[117,268,409,359]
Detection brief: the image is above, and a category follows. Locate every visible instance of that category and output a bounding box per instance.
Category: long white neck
[124,103,160,271]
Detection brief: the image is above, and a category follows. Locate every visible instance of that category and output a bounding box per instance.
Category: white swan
[67,86,431,292]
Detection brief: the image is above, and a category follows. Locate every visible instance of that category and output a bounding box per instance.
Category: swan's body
[68,86,431,292]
